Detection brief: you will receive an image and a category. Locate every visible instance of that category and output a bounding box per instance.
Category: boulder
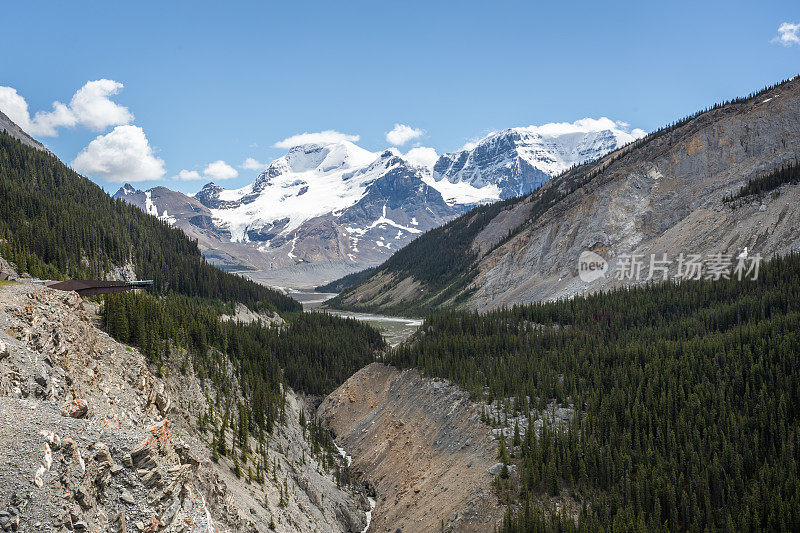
[61,399,88,419]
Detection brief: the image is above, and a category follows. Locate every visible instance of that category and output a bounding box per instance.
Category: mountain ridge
[116,121,639,287]
[328,75,800,314]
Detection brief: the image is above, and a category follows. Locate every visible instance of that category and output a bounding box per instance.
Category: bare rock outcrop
[0,282,368,532]
[469,77,800,309]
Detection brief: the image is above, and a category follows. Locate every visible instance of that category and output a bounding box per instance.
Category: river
[287,289,422,347]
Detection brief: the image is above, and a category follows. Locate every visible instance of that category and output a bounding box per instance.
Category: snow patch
[423,174,501,205]
[144,191,177,225]
[364,205,422,235]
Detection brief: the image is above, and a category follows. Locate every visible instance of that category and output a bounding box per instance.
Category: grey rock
[120,489,135,505]
[34,373,48,388]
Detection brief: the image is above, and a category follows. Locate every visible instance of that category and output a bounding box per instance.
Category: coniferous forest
[724,160,800,205]
[388,253,800,531]
[328,77,799,318]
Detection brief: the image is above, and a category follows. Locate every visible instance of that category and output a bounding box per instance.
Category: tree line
[329,75,800,317]
[724,160,800,205]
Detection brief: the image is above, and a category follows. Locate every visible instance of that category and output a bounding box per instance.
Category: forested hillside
[725,160,800,205]
[0,131,297,312]
[388,252,800,531]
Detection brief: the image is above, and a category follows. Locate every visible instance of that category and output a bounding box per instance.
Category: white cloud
[174,160,239,181]
[460,131,496,151]
[241,157,266,170]
[527,117,631,136]
[72,125,165,183]
[460,139,483,151]
[772,22,800,46]
[404,146,438,169]
[0,79,133,137]
[386,123,424,146]
[203,160,238,180]
[0,87,34,132]
[175,169,203,181]
[273,130,359,149]
[631,128,647,138]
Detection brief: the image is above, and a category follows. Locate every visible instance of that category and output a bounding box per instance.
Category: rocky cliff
[0,281,369,532]
[318,363,504,533]
[115,121,637,289]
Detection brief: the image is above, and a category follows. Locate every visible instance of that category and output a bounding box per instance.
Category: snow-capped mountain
[116,119,641,287]
[116,143,459,286]
[432,118,645,200]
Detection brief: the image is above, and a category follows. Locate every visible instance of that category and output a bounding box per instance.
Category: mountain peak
[432,119,644,198]
[281,141,376,174]
[114,183,140,197]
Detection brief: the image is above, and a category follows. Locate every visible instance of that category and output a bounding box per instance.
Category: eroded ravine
[319,363,504,533]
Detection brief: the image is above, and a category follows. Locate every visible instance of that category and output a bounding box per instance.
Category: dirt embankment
[318,363,504,533]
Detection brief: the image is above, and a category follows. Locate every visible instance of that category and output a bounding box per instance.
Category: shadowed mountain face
[115,125,636,288]
[331,77,800,315]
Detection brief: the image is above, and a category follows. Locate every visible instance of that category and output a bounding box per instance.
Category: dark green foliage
[103,291,385,399]
[327,195,520,315]
[725,160,800,205]
[103,291,284,435]
[273,312,385,395]
[101,289,383,480]
[0,130,299,313]
[390,253,800,531]
[0,130,385,468]
[315,266,378,293]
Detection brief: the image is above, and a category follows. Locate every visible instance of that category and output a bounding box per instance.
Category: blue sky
[1,0,798,193]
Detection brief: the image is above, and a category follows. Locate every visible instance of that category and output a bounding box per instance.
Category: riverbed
[288,289,422,346]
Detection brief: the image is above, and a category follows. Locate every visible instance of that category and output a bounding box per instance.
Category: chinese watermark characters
[577,250,762,282]
[613,252,761,281]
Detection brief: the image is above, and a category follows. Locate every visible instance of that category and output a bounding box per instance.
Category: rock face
[117,146,462,288]
[318,363,504,533]
[0,281,368,532]
[468,77,800,310]
[333,76,800,313]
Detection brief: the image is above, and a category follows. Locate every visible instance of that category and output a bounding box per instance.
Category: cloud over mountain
[0,79,133,137]
[273,130,360,149]
[72,125,165,183]
[386,123,424,146]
